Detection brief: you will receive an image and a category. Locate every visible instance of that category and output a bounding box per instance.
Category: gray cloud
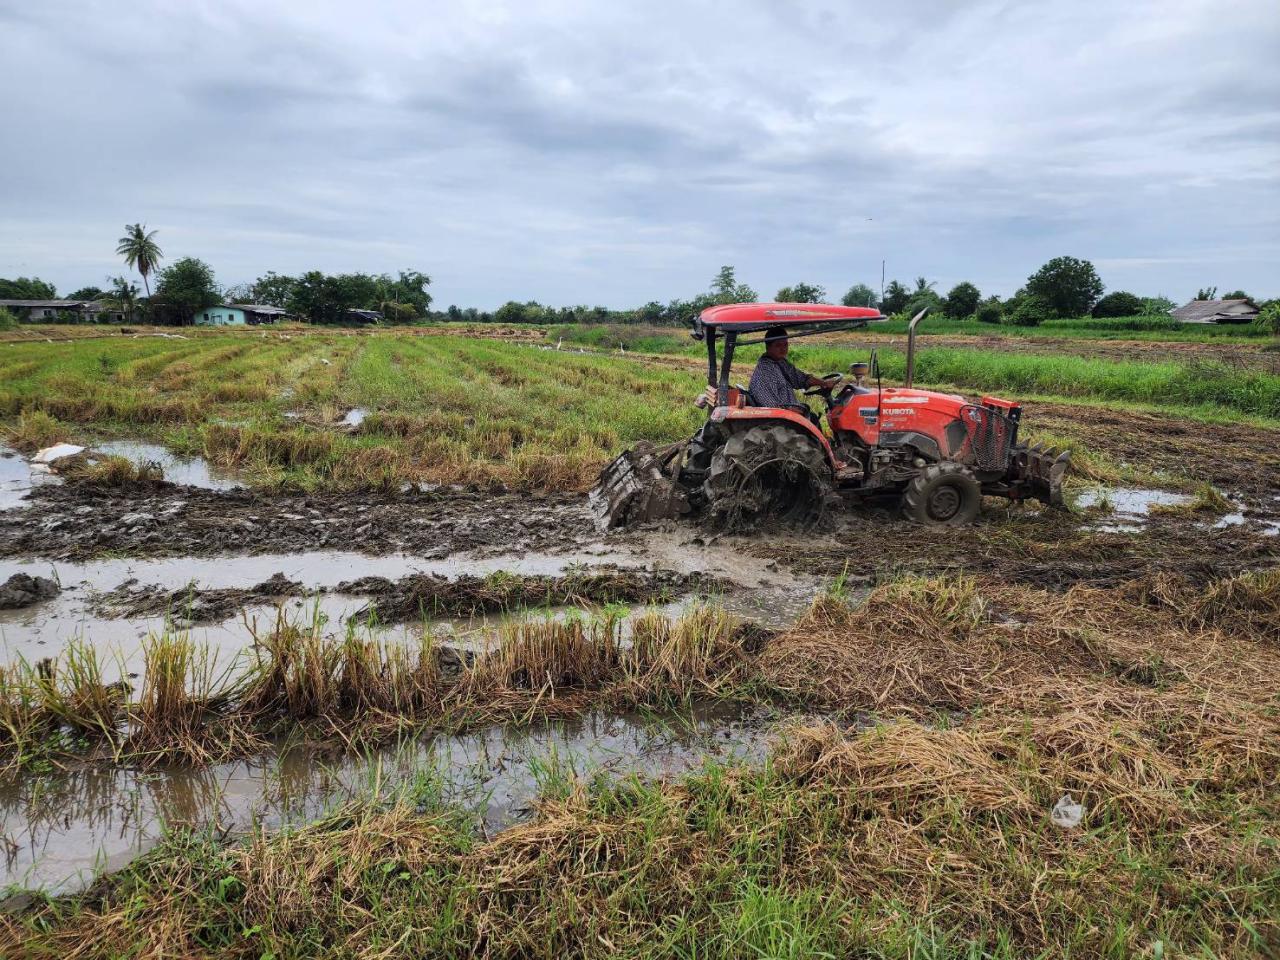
[1,0,1277,306]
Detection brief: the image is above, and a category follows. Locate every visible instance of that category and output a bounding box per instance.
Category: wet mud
[756,505,1279,590]
[0,574,59,610]
[95,567,723,625]
[95,572,303,623]
[1029,401,1280,500]
[0,485,593,562]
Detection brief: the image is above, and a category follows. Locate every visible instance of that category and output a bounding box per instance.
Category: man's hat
[764,325,788,343]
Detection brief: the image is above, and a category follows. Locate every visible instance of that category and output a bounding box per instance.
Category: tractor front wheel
[901,462,981,526]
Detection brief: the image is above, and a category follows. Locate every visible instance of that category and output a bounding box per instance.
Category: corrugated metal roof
[229,303,289,314]
[1171,299,1257,322]
[0,299,87,308]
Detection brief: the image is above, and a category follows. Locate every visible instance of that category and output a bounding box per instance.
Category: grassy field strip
[4,333,1278,492]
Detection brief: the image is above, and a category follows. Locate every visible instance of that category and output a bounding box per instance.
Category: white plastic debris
[33,443,85,464]
[1050,793,1085,829]
[320,358,332,365]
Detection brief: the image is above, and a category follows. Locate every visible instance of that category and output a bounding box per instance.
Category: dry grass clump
[776,720,1027,815]
[242,614,444,727]
[467,618,622,694]
[624,604,746,696]
[3,409,66,452]
[59,453,165,487]
[758,574,1098,714]
[125,632,256,766]
[1190,567,1280,641]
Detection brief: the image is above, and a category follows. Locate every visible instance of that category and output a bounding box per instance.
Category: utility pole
[880,259,885,306]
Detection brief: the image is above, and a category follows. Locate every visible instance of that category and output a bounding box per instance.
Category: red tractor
[592,302,1069,528]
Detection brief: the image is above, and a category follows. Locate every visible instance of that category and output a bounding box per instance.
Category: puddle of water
[0,446,61,512]
[342,408,368,428]
[95,441,242,491]
[1074,486,1192,516]
[1075,486,1192,532]
[0,702,789,895]
[0,540,820,672]
[1213,512,1280,536]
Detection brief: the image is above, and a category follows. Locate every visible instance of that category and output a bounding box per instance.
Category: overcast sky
[1,0,1277,308]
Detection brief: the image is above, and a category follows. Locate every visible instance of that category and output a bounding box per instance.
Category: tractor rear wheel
[901,461,981,526]
[702,425,832,528]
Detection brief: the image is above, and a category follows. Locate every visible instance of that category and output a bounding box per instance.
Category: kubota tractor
[591,302,1069,528]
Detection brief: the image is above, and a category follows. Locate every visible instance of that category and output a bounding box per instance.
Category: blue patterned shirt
[748,356,810,408]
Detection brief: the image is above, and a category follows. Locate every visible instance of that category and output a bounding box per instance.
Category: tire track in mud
[0,484,594,561]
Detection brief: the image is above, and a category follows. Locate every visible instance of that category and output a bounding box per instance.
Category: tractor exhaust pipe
[904,307,928,388]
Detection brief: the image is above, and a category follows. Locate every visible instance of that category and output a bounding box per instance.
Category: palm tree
[913,276,935,295]
[108,275,139,322]
[115,224,163,298]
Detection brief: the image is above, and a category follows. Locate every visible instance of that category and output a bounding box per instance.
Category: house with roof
[1171,298,1259,324]
[195,304,289,326]
[0,298,126,323]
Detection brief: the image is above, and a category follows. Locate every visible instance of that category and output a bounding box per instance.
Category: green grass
[2,329,1276,494]
[546,315,1272,348]
[0,334,705,491]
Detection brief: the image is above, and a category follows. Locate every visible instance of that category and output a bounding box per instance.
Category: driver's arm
[804,373,838,389]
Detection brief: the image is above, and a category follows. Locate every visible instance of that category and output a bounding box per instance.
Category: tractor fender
[711,407,842,471]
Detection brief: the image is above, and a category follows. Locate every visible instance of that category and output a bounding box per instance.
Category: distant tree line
[4,236,1275,332]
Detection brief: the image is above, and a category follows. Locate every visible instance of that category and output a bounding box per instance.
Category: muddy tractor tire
[901,461,982,526]
[702,424,832,528]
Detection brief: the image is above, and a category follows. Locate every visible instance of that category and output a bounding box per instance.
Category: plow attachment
[1010,443,1071,507]
[589,441,693,530]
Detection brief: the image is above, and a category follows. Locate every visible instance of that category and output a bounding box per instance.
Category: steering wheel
[803,372,844,397]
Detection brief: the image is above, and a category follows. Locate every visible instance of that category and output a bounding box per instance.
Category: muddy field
[1,332,1279,956]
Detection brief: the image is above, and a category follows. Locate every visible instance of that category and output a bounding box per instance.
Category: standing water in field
[94,441,243,490]
[0,702,798,896]
[0,447,60,511]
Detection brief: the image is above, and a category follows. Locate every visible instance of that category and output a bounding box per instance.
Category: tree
[975,298,1003,325]
[1025,256,1104,318]
[912,276,936,296]
[116,224,163,298]
[1222,289,1250,300]
[287,271,355,325]
[1253,301,1280,335]
[1195,286,1217,301]
[379,269,433,319]
[250,271,299,308]
[1091,291,1143,318]
[880,280,911,315]
[68,286,105,301]
[1141,296,1175,315]
[841,284,878,308]
[710,265,757,305]
[774,283,826,303]
[943,282,981,319]
[106,276,140,322]
[153,257,219,325]
[1007,295,1054,327]
[0,276,56,299]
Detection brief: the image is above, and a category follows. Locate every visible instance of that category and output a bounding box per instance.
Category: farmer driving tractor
[598,301,1070,529]
[728,325,836,428]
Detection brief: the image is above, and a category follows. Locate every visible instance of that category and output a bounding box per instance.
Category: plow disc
[589,441,692,529]
[1011,443,1071,507]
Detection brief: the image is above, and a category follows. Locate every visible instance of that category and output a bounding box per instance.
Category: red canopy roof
[697,302,883,332]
